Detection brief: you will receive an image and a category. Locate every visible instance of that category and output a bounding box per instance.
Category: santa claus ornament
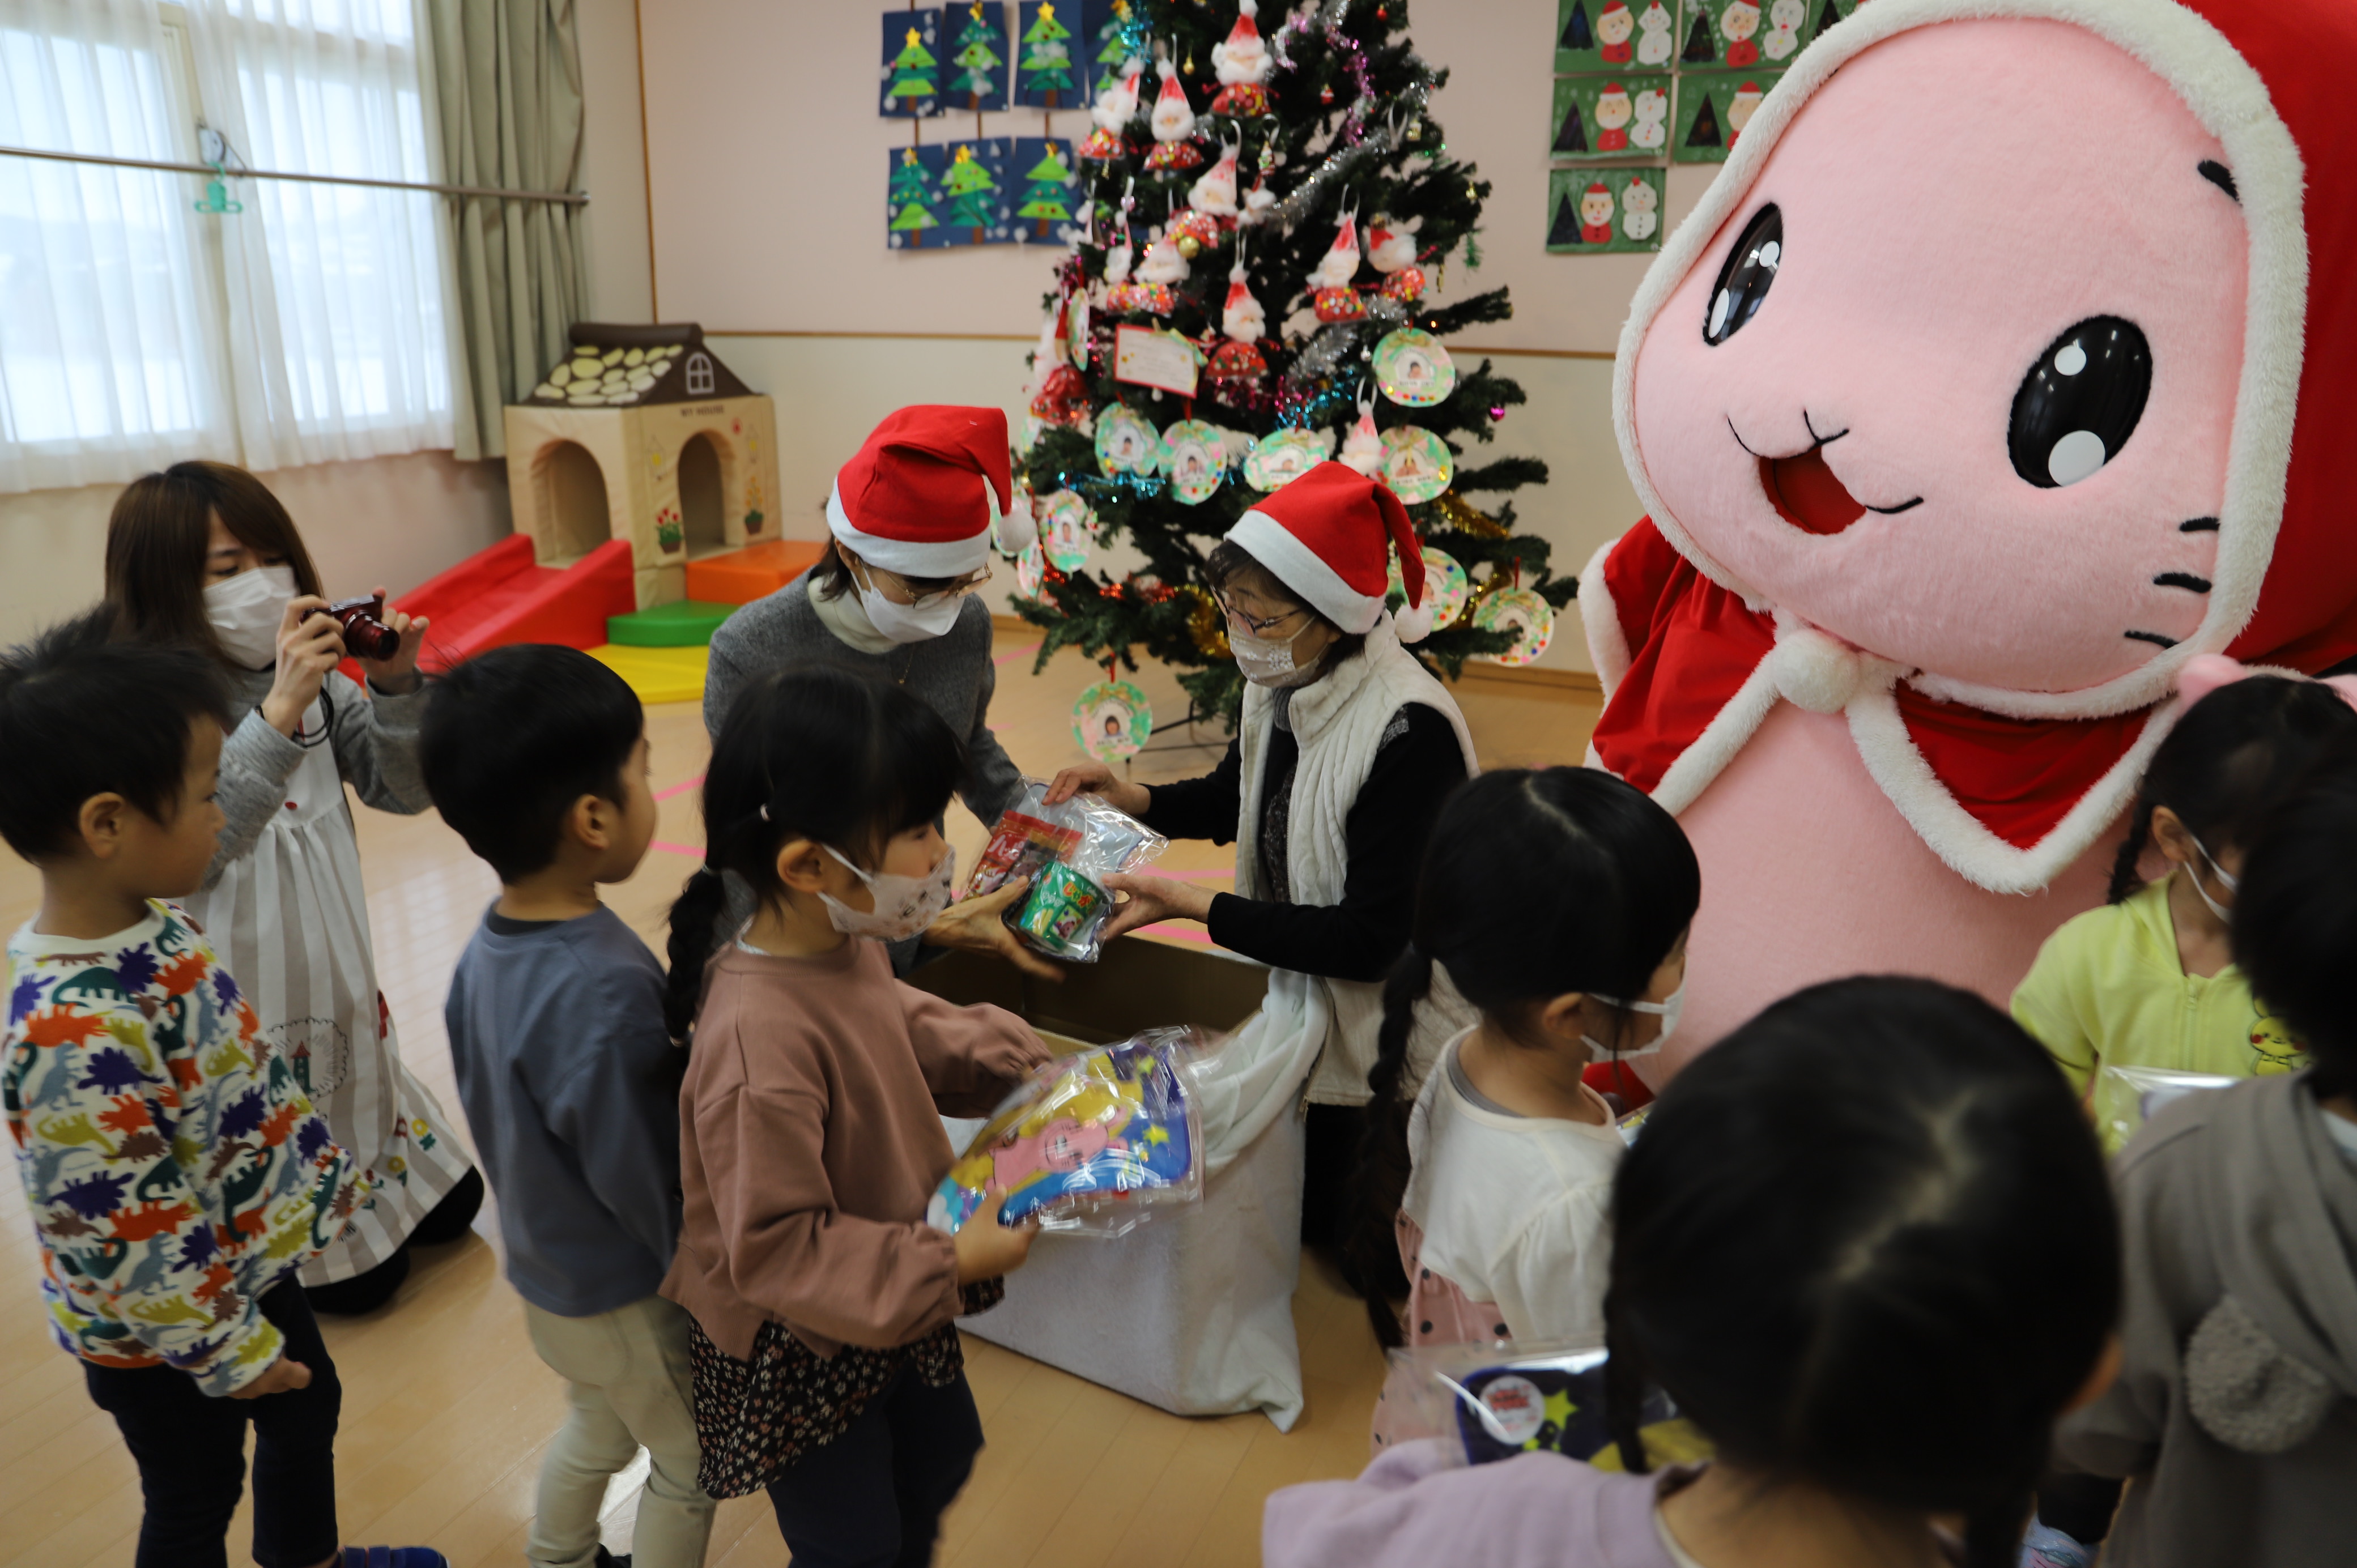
[1027,297,1092,429]
[1207,249,1270,404]
[1588,0,2357,1071]
[1311,206,1367,322]
[1210,0,1275,117]
[1145,53,1203,172]
[1367,214,1426,301]
[1190,136,1244,220]
[1080,53,1143,161]
[1130,222,1188,314]
[1337,394,1384,477]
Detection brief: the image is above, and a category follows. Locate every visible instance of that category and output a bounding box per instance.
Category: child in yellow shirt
[2014,667,2357,1156]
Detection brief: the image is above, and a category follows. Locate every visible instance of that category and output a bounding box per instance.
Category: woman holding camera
[105,461,482,1315]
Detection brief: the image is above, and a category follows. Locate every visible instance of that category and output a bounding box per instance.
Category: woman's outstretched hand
[1097,872,1214,944]
[1043,762,1150,817]
[923,875,1065,982]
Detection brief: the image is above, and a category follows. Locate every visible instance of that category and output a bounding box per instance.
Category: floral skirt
[685,1280,1003,1499]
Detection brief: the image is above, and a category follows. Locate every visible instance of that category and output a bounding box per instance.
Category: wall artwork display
[1670,70,1781,161]
[886,138,1016,248]
[1679,0,1844,71]
[1014,0,1080,108]
[1555,0,1679,73]
[1549,74,1673,159]
[1083,0,1144,95]
[1544,165,1666,254]
[944,1,1010,112]
[1011,136,1082,244]
[880,8,944,117]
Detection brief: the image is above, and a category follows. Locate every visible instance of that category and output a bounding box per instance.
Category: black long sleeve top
[1139,702,1467,983]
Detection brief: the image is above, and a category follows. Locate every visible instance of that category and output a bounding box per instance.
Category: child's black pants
[764,1364,984,1568]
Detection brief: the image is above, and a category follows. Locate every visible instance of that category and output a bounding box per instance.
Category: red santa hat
[1226,461,1434,642]
[1601,81,1628,95]
[827,405,1017,574]
[1225,0,1261,50]
[1602,0,1628,13]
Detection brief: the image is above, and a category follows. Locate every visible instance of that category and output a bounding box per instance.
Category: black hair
[663,664,964,1042]
[0,608,230,859]
[1205,539,1368,670]
[2105,675,2357,902]
[1603,977,2120,1568]
[1345,767,1700,1346]
[2235,734,2357,1097]
[419,645,644,883]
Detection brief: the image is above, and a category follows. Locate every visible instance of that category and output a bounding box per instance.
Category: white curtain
[0,0,235,492]
[187,0,453,468]
[0,0,453,492]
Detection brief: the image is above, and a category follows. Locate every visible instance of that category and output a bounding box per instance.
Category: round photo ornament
[1373,327,1457,407]
[1380,427,1454,504]
[1015,539,1046,597]
[1243,427,1334,492]
[1161,419,1228,505]
[1389,544,1471,630]
[1095,404,1165,476]
[1473,586,1556,667]
[1039,491,1099,573]
[1073,679,1154,762]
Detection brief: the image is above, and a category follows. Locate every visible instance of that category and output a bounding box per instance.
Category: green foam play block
[605,599,735,647]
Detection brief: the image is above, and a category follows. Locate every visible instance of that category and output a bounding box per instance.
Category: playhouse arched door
[678,432,728,556]
[537,440,611,562]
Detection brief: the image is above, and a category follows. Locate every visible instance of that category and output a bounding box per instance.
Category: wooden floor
[0,630,1601,1568]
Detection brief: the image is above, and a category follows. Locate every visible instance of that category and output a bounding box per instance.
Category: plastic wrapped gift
[965,778,1168,962]
[1383,1339,1713,1471]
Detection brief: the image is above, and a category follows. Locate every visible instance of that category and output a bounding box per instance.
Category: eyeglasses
[1218,591,1307,637]
[861,561,994,610]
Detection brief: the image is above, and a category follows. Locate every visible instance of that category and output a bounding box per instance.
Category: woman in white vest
[1047,461,1478,1243]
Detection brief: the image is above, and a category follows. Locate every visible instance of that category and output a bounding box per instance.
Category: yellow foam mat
[587,643,709,706]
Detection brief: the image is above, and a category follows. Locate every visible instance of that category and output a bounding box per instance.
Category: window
[0,0,452,493]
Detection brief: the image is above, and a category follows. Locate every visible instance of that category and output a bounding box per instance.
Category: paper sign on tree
[880,9,943,117]
[1545,165,1664,254]
[1011,137,1081,245]
[1113,325,1199,397]
[1548,74,1672,161]
[1672,71,1781,163]
[944,1,1010,112]
[1015,1,1079,108]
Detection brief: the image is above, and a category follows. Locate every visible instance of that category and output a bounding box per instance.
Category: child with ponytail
[659,665,1050,1565]
[1347,768,1697,1448]
[1269,977,2123,1568]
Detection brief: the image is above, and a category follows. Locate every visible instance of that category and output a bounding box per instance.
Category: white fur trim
[827,478,996,577]
[1844,684,2182,893]
[1612,0,2306,722]
[1578,536,1631,697]
[1653,657,1784,816]
[1226,508,1383,633]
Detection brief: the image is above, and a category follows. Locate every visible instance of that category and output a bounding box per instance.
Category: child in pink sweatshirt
[1269,977,2124,1568]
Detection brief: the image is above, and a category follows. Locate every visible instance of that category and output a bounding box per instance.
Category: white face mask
[203,565,297,669]
[816,843,958,941]
[1230,616,1324,689]
[1582,982,1686,1063]
[854,573,966,645]
[2185,832,2239,924]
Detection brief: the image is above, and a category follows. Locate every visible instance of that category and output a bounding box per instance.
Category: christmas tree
[1011,0,1563,726]
[952,3,1003,105]
[1016,143,1076,237]
[941,143,1002,241]
[1020,3,1076,103]
[889,148,939,237]
[886,27,939,108]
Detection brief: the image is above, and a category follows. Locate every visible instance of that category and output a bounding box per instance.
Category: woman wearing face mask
[103,462,482,1315]
[703,405,1054,980]
[1044,462,1479,1245]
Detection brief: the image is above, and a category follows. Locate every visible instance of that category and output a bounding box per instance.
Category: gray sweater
[444,906,683,1316]
[2056,1072,2357,1567]
[207,667,432,888]
[703,577,1026,826]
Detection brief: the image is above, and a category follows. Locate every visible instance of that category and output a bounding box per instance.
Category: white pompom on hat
[1224,460,1433,643]
[827,404,1013,576]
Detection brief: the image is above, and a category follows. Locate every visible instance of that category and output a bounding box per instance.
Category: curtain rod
[0,143,589,205]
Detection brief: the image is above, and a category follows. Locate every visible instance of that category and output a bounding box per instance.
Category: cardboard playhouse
[913,939,1318,1432]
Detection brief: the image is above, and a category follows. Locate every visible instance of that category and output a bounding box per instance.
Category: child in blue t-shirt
[422,644,712,1568]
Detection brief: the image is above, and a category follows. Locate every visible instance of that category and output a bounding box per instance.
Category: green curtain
[423,0,589,461]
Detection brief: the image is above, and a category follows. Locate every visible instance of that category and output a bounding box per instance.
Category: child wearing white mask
[1347,768,1695,1454]
[103,462,482,1316]
[660,664,1049,1562]
[701,405,1053,981]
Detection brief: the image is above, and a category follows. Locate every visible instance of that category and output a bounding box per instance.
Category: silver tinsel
[1260,70,1435,231]
[1365,293,1410,328]
[1288,321,1369,386]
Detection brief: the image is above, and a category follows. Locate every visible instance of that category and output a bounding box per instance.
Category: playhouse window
[686,352,714,396]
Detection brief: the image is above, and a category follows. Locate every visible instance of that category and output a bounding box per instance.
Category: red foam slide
[392,535,637,672]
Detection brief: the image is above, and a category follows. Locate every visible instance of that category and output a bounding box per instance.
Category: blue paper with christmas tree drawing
[1014,0,1080,109]
[1083,0,1146,95]
[1010,137,1082,246]
[922,137,1017,248]
[880,8,943,117]
[942,1,1010,112]
[886,146,942,249]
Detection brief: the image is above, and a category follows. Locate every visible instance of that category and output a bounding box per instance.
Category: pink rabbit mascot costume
[1582,0,2357,1071]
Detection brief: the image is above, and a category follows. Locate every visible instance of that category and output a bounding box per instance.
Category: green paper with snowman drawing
[1678,0,1827,71]
[1554,0,1680,74]
[1672,71,1782,163]
[1545,166,1665,254]
[1548,74,1672,161]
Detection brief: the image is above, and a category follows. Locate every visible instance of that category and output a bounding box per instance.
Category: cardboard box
[907,935,1269,1041]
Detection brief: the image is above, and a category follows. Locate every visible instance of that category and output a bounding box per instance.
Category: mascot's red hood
[1586,0,2357,894]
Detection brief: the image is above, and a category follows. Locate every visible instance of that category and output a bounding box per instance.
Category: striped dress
[184,668,473,1287]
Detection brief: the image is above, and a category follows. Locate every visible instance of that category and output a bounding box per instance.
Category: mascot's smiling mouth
[1732,416,1926,535]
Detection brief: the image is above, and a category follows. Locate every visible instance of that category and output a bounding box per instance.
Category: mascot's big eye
[2009,317,2152,488]
[1704,204,1782,346]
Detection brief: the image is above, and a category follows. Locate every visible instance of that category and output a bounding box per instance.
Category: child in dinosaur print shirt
[5,898,364,1395]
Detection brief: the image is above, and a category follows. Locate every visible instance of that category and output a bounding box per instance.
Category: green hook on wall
[194,163,243,215]
[193,124,242,214]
